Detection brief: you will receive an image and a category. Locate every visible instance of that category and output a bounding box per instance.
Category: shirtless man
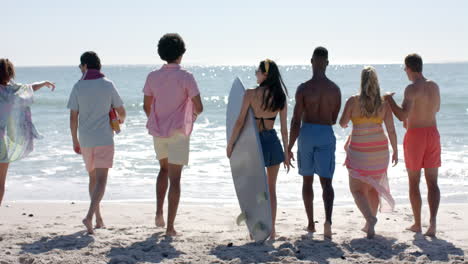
[288,47,341,239]
[385,53,441,237]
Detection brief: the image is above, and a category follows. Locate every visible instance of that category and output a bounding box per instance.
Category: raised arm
[32,81,55,92]
[339,96,353,128]
[385,85,413,122]
[279,103,291,171]
[383,102,398,166]
[288,85,304,153]
[226,91,251,158]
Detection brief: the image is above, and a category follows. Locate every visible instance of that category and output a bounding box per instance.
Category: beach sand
[0,202,466,264]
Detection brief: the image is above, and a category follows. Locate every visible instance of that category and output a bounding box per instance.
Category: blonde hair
[359,66,383,117]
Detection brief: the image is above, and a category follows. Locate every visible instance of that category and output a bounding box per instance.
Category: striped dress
[344,116,395,212]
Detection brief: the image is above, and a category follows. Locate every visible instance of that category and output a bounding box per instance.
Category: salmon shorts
[81,145,115,172]
[403,126,441,171]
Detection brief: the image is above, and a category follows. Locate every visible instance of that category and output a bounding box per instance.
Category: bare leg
[166,163,183,236]
[368,187,379,217]
[362,187,379,232]
[83,168,109,234]
[349,176,377,239]
[320,177,334,239]
[88,170,104,228]
[424,168,440,237]
[156,158,169,228]
[302,176,316,232]
[0,163,9,206]
[406,169,422,233]
[266,164,280,239]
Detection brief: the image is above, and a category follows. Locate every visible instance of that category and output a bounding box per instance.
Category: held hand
[73,140,81,155]
[383,92,395,101]
[226,143,234,158]
[43,81,56,91]
[288,149,295,169]
[392,151,398,167]
[283,153,291,173]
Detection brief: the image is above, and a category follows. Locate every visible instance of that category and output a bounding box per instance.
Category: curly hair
[157,33,186,63]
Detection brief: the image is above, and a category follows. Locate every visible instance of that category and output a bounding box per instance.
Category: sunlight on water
[4,63,468,206]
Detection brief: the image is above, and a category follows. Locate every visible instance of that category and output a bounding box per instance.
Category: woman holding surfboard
[227,59,290,239]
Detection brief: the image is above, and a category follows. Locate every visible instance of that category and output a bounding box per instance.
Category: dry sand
[0,202,466,263]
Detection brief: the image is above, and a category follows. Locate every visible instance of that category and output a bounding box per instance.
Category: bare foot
[367,216,377,239]
[406,224,422,233]
[269,230,276,240]
[82,218,94,234]
[361,223,368,233]
[424,222,436,237]
[324,222,332,239]
[166,228,178,237]
[304,223,316,233]
[95,218,105,229]
[155,214,165,228]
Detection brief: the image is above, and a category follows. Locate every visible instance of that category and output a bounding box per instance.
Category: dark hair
[405,53,423,73]
[80,51,102,70]
[158,33,186,63]
[0,58,15,85]
[258,60,288,112]
[312,46,328,59]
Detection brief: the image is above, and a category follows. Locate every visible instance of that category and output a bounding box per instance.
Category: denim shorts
[259,129,284,167]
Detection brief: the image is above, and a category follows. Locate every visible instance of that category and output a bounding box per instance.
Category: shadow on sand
[107,232,183,264]
[20,231,94,254]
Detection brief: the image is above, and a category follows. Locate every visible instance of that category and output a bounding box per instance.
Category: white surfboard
[226,77,272,242]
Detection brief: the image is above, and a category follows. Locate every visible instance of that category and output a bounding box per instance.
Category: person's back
[72,78,122,147]
[300,78,341,125]
[142,33,203,237]
[144,64,199,137]
[288,47,341,239]
[405,79,440,129]
[339,66,398,238]
[248,87,280,130]
[385,53,441,237]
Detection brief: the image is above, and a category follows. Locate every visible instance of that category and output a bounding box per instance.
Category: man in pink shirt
[143,33,203,236]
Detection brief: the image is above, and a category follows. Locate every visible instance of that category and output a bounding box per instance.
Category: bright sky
[2,0,467,66]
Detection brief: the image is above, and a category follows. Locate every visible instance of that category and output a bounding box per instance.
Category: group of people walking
[0,33,441,240]
[227,47,441,240]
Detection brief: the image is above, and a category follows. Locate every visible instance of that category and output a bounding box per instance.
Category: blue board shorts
[298,123,336,178]
[259,129,284,167]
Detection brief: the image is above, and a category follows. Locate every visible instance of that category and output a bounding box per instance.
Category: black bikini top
[255,116,276,131]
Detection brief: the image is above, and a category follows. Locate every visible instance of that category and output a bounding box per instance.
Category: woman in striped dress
[339,66,398,238]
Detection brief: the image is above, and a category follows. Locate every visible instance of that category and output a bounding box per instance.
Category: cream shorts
[153,132,190,165]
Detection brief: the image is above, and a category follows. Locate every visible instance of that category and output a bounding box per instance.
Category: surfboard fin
[253,221,267,233]
[256,192,268,203]
[236,212,247,226]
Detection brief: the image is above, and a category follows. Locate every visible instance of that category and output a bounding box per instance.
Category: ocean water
[4,63,468,207]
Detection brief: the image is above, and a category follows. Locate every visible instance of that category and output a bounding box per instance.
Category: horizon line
[13,60,468,68]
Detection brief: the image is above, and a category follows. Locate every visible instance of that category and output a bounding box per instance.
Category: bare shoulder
[296,83,306,95]
[426,80,440,90]
[329,79,341,90]
[244,88,255,99]
[404,83,417,96]
[347,95,358,105]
